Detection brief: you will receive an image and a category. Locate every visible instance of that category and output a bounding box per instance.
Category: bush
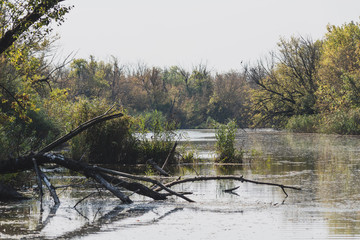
[214,119,243,163]
[285,109,360,135]
[135,110,178,165]
[0,109,60,159]
[69,104,179,165]
[68,98,139,164]
[319,109,360,135]
[286,114,319,133]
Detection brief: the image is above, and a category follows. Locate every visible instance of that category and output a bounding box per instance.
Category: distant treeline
[47,21,360,133]
[51,59,251,129]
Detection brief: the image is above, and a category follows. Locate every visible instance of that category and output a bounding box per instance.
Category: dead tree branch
[39,170,60,205]
[157,175,301,197]
[91,166,195,202]
[147,159,169,176]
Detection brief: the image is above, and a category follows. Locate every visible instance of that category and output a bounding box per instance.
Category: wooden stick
[100,173,167,200]
[224,186,240,192]
[73,192,97,208]
[91,173,133,204]
[161,141,177,169]
[33,157,60,205]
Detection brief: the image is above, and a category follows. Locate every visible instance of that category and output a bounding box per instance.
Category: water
[1,129,360,239]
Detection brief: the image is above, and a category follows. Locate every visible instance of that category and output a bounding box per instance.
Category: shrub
[285,114,319,133]
[214,119,243,163]
[0,109,60,159]
[319,109,360,135]
[69,105,179,165]
[135,110,178,165]
[68,98,139,164]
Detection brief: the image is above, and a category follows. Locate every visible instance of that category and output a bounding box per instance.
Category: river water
[1,129,360,239]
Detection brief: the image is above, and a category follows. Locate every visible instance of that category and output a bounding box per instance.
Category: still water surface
[1,129,360,239]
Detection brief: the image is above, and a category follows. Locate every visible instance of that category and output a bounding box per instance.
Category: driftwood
[156,175,301,197]
[0,109,302,206]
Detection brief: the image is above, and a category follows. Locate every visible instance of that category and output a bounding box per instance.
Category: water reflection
[1,130,360,239]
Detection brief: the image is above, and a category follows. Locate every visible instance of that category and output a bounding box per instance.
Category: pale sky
[55,0,360,72]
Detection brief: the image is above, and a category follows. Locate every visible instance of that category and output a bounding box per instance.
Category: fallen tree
[0,110,302,206]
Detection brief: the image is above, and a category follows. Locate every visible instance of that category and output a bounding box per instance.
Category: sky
[55,0,360,72]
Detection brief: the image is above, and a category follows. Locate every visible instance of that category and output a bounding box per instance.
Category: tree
[208,71,251,127]
[0,0,72,55]
[0,1,73,159]
[67,56,111,98]
[182,64,214,127]
[247,36,321,126]
[317,21,360,111]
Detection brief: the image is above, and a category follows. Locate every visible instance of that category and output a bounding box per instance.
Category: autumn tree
[208,71,251,127]
[0,0,72,158]
[0,0,71,55]
[247,36,321,126]
[317,21,360,111]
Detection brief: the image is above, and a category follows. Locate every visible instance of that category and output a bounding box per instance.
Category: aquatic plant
[214,119,243,163]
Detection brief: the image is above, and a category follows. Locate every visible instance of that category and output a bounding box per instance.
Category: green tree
[317,21,360,111]
[0,0,72,158]
[247,36,321,126]
[0,0,72,55]
[68,56,111,98]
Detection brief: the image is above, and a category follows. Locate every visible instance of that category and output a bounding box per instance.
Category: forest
[1,1,360,193]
